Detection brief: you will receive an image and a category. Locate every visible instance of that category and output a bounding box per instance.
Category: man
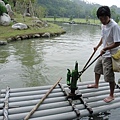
[87,6,120,103]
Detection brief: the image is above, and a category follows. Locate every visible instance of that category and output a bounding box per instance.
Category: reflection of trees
[22,64,48,87]
[66,23,99,37]
[13,40,50,87]
[0,46,10,64]
[0,46,10,85]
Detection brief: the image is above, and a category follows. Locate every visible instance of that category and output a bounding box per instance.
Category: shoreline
[0,28,66,46]
[0,20,100,46]
[49,21,101,27]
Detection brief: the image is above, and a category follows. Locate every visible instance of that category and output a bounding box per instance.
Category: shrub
[0,3,7,16]
[2,0,8,5]
[115,15,120,23]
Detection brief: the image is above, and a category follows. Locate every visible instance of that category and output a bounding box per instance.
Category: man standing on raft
[87,6,120,103]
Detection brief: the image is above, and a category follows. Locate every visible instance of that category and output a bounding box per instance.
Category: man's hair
[97,6,111,18]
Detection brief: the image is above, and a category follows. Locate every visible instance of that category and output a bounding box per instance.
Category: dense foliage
[1,0,120,23]
[0,3,7,16]
[2,0,8,5]
[37,0,120,22]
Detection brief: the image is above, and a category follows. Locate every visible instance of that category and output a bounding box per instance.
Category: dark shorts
[94,56,115,82]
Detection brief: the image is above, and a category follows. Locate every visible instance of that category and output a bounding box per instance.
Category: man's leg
[87,73,100,88]
[95,73,101,87]
[109,81,115,97]
[87,57,103,88]
[104,81,115,102]
[103,57,115,103]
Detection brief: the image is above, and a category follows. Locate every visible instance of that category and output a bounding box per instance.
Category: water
[0,23,120,119]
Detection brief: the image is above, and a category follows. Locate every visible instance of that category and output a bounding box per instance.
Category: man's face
[99,16,110,25]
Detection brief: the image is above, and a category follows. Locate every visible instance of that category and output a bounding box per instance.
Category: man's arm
[94,38,102,51]
[103,42,120,51]
[100,42,120,55]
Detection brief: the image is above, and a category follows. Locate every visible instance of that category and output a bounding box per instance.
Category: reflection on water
[0,23,120,120]
[0,24,101,89]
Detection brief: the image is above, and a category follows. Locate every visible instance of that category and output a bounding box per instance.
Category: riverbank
[42,17,120,26]
[0,14,66,46]
[42,17,101,26]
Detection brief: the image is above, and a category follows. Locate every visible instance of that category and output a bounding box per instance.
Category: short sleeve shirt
[101,19,120,57]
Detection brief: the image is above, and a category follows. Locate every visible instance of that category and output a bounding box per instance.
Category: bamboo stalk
[24,77,62,120]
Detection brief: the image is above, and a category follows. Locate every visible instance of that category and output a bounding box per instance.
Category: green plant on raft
[0,3,7,16]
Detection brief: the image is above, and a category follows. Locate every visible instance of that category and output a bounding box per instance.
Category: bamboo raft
[0,80,120,120]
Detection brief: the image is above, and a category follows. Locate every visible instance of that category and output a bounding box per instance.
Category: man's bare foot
[104,96,114,103]
[87,84,98,88]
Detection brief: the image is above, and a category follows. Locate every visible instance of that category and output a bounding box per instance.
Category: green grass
[0,13,65,40]
[1,14,120,41]
[42,17,101,24]
[42,17,120,25]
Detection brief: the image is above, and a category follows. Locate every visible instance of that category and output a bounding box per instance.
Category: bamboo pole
[82,50,96,70]
[0,80,105,93]
[79,54,101,76]
[24,77,62,120]
[26,102,120,120]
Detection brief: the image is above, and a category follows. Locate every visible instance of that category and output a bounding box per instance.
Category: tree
[13,0,16,7]
[111,8,116,20]
[85,10,90,23]
[76,5,82,19]
[59,7,66,21]
[115,14,120,23]
[12,0,37,16]
[2,0,8,5]
[18,0,36,3]
[91,7,97,23]
[34,2,46,18]
[69,15,73,21]
[37,0,120,20]
[86,15,89,23]
[54,14,56,21]
[0,3,7,16]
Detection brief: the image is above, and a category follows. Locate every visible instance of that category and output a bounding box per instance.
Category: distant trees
[115,15,120,23]
[4,0,120,23]
[92,7,97,23]
[37,0,120,23]
[110,7,120,23]
[37,0,99,19]
[38,0,81,18]
[111,8,116,20]
[59,7,66,21]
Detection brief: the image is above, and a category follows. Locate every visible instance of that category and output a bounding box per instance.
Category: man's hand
[100,49,106,55]
[94,46,98,51]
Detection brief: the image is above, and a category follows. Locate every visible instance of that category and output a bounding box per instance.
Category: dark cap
[97,6,111,18]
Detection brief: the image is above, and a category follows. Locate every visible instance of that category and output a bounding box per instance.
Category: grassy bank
[42,17,120,25]
[0,13,65,41]
[42,18,100,24]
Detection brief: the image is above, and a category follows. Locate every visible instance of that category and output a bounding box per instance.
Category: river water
[0,23,120,119]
